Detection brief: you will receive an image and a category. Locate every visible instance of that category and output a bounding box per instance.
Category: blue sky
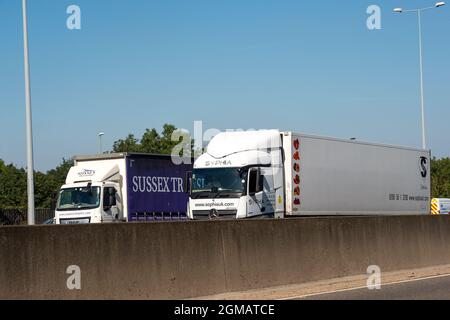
[0,0,449,171]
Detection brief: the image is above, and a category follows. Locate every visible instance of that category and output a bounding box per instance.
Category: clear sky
[0,0,449,171]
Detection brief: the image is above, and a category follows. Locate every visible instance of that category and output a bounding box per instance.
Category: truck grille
[192,210,237,220]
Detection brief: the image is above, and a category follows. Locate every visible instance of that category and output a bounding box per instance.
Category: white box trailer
[282,132,431,216]
[188,130,431,219]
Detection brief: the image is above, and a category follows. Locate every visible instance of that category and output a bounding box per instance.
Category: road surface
[297,274,450,300]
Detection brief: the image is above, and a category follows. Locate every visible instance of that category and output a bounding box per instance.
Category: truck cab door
[102,186,119,222]
[247,168,265,218]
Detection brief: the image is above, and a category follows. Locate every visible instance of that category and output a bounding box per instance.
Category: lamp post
[98,132,104,154]
[393,2,446,150]
[22,0,35,225]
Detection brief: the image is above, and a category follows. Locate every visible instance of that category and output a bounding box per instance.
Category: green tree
[159,124,179,154]
[140,128,161,153]
[112,124,194,156]
[431,157,450,198]
[0,160,27,208]
[35,171,52,208]
[0,158,73,209]
[112,134,140,153]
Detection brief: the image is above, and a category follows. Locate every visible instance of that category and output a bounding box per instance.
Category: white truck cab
[55,164,123,224]
[188,130,285,219]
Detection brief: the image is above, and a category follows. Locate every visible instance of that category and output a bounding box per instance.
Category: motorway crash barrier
[1,215,450,299]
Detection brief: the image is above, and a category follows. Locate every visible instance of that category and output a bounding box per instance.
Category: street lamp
[22,0,35,225]
[393,2,446,150]
[98,132,104,154]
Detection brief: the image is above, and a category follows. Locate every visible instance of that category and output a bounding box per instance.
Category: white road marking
[279,273,450,300]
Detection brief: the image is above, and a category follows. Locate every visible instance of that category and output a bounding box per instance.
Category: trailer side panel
[126,155,192,220]
[285,134,431,215]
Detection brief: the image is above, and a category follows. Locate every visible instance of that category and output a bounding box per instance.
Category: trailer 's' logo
[419,157,428,178]
[78,169,95,177]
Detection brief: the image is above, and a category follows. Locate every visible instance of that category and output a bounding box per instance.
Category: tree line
[1,123,450,209]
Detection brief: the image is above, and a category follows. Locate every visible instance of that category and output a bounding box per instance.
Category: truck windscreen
[191,168,246,198]
[56,187,101,211]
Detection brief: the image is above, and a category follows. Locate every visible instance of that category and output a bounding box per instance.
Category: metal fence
[0,208,54,225]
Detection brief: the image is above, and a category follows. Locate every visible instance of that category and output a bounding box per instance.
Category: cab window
[103,187,117,209]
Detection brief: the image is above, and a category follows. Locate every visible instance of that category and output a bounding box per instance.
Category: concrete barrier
[1,216,450,299]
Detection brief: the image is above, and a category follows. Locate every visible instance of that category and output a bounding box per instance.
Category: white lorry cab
[189,130,284,219]
[187,130,431,220]
[55,156,126,224]
[431,198,450,215]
